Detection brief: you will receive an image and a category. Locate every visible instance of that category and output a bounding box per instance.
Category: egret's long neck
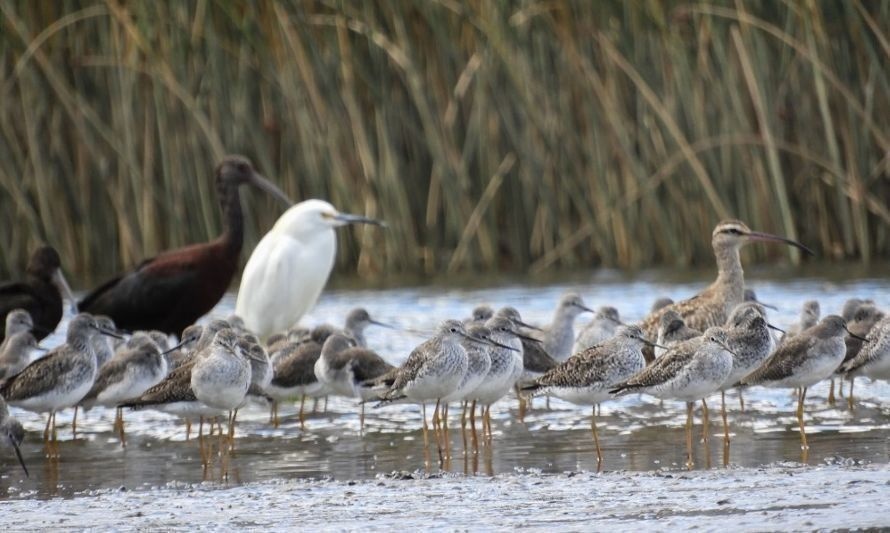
[714,242,744,302]
[218,179,244,254]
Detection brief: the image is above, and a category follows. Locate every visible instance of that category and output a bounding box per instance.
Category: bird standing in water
[236,200,385,340]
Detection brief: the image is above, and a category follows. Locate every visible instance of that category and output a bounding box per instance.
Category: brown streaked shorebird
[539,293,595,362]
[638,221,813,362]
[0,396,28,477]
[523,325,657,468]
[740,315,861,458]
[0,246,76,342]
[0,314,121,445]
[79,156,291,336]
[611,328,734,469]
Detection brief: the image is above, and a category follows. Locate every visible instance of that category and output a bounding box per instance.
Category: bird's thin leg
[484,405,492,444]
[838,377,845,399]
[299,396,306,430]
[185,418,192,441]
[271,401,279,428]
[229,409,238,449]
[421,401,429,449]
[721,391,730,467]
[591,405,603,470]
[460,401,468,454]
[798,387,809,455]
[469,400,479,451]
[827,379,836,407]
[516,385,526,422]
[685,401,694,469]
[198,417,207,467]
[847,377,856,410]
[738,389,745,413]
[700,398,710,443]
[433,399,443,453]
[118,408,127,448]
[72,406,78,438]
[43,413,52,442]
[360,402,365,434]
[52,412,58,443]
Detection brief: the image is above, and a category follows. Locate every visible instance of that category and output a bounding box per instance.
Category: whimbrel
[611,328,734,468]
[740,315,858,458]
[639,221,812,361]
[524,325,655,467]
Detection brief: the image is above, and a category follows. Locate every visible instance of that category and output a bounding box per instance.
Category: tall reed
[0,1,887,285]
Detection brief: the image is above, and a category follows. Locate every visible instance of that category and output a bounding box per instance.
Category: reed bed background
[1,0,888,286]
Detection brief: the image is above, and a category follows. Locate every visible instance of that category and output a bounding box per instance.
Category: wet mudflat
[1,272,889,528]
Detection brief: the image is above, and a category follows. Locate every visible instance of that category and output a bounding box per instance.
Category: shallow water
[1,272,889,522]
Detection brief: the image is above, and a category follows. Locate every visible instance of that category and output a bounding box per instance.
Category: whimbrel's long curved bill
[745,231,815,255]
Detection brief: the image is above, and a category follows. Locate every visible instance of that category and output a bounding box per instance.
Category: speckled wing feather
[120,362,196,407]
[0,347,79,400]
[82,357,131,402]
[740,334,815,386]
[535,344,612,388]
[612,338,700,393]
[387,338,441,395]
[841,327,890,374]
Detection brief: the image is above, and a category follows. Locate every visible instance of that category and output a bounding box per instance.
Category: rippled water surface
[2,272,889,514]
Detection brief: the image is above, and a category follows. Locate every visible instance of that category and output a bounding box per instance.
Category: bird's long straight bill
[746,231,815,255]
[12,442,28,477]
[334,213,387,227]
[160,338,190,357]
[251,172,293,207]
[98,327,125,339]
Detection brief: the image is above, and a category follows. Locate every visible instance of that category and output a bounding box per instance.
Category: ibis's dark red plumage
[0,246,72,342]
[79,155,290,336]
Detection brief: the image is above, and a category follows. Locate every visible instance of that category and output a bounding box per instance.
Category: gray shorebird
[493,306,553,417]
[638,221,813,361]
[466,317,526,442]
[375,320,476,455]
[91,315,118,369]
[0,313,120,444]
[540,293,595,362]
[784,301,820,340]
[441,325,498,445]
[838,304,885,408]
[0,396,28,476]
[315,333,394,431]
[2,309,34,344]
[573,306,622,353]
[740,315,860,456]
[841,316,890,403]
[717,303,777,447]
[0,331,42,383]
[80,335,168,445]
[341,308,392,347]
[191,329,251,442]
[524,325,656,467]
[165,324,204,371]
[611,328,734,469]
[650,298,674,313]
[840,298,873,322]
[464,305,494,326]
[655,310,701,358]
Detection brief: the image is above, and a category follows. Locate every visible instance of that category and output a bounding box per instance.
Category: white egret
[235,200,384,339]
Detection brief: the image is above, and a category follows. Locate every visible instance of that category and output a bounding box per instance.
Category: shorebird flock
[0,221,887,478]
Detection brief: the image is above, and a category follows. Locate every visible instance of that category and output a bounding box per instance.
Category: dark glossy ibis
[0,245,76,343]
[79,155,291,336]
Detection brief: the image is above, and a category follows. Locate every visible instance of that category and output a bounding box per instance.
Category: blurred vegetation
[1,0,888,287]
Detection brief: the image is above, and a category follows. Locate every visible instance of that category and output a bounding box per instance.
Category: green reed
[0,0,887,285]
